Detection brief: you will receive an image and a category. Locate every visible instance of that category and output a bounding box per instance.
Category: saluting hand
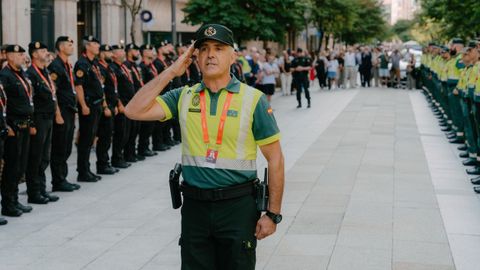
[168,43,195,77]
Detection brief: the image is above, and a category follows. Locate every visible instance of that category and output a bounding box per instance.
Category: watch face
[274,214,282,224]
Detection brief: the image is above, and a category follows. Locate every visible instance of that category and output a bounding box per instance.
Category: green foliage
[391,19,415,42]
[182,0,308,44]
[310,0,387,45]
[420,0,480,40]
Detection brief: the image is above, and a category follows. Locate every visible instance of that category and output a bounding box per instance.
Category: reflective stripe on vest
[178,82,261,171]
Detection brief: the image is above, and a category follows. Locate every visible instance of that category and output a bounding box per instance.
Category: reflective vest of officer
[238,56,252,74]
[447,54,465,84]
[156,77,280,189]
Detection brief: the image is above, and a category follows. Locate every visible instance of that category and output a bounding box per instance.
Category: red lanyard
[63,61,75,92]
[8,65,32,103]
[32,63,56,98]
[99,60,118,90]
[120,64,134,84]
[199,90,234,146]
[0,86,6,115]
[129,62,144,87]
[149,63,158,76]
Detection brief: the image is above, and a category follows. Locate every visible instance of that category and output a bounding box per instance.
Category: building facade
[382,0,420,25]
[1,0,199,60]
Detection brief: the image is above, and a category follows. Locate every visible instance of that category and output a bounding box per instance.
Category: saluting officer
[25,41,60,204]
[123,43,145,163]
[151,41,172,152]
[0,45,34,217]
[138,44,159,157]
[48,36,81,192]
[96,44,119,175]
[74,36,104,182]
[126,24,285,270]
[109,44,133,169]
[0,82,8,225]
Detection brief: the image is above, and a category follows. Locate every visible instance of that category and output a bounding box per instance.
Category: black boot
[459,151,469,158]
[462,158,477,166]
[458,145,468,151]
[466,166,480,175]
[470,176,480,185]
[449,137,464,144]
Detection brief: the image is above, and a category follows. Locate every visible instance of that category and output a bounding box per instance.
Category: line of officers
[421,38,480,194]
[0,35,201,225]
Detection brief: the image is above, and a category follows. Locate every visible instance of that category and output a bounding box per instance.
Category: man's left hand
[255,215,276,240]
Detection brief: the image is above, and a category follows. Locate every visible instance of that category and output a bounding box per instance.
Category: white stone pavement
[0,86,479,270]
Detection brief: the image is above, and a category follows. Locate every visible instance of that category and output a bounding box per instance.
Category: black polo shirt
[26,65,56,115]
[98,60,118,109]
[48,56,77,111]
[0,65,34,120]
[110,62,135,105]
[74,55,104,103]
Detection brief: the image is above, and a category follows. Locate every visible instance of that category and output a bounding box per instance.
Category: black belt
[181,180,258,202]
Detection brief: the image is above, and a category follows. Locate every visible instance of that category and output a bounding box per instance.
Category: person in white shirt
[344,47,357,88]
[261,54,280,102]
[327,55,339,90]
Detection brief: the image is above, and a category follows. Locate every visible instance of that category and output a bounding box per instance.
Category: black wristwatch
[265,211,282,224]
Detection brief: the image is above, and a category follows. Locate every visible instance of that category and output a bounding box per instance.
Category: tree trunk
[130,12,136,44]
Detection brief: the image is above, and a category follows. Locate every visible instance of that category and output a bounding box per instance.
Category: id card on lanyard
[199,90,233,168]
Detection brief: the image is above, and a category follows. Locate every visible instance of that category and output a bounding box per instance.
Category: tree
[310,0,387,47]
[419,0,480,40]
[391,19,415,42]
[121,0,143,44]
[182,0,308,44]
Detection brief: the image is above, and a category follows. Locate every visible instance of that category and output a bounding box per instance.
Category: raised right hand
[168,43,195,77]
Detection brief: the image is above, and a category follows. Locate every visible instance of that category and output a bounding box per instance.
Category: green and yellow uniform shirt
[156,76,280,189]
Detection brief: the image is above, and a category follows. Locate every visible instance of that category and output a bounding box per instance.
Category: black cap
[140,44,154,53]
[440,45,450,53]
[111,44,125,50]
[28,41,48,56]
[467,40,479,49]
[5,44,26,53]
[55,36,73,50]
[125,43,140,52]
[83,35,100,44]
[194,24,234,48]
[451,38,464,45]
[100,44,112,52]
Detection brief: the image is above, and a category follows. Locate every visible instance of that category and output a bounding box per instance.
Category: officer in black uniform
[178,42,202,86]
[138,44,159,157]
[110,44,133,169]
[49,36,81,192]
[0,83,8,225]
[165,41,182,145]
[96,44,119,175]
[75,36,104,182]
[0,45,34,217]
[25,41,60,204]
[291,48,312,108]
[123,43,145,163]
[152,41,172,152]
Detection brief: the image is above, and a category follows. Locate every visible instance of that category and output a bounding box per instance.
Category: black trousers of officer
[360,68,372,87]
[96,112,114,168]
[180,195,260,270]
[112,113,131,163]
[77,104,102,176]
[152,121,167,149]
[124,120,140,159]
[295,78,310,104]
[26,114,53,197]
[138,121,155,153]
[1,123,30,207]
[50,107,76,185]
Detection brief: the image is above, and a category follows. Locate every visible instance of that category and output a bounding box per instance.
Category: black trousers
[361,68,371,87]
[26,114,53,196]
[112,113,131,163]
[153,121,167,148]
[77,104,102,176]
[1,123,30,207]
[138,121,155,153]
[96,112,114,168]
[50,107,76,185]
[295,78,310,104]
[180,195,260,270]
[124,119,139,159]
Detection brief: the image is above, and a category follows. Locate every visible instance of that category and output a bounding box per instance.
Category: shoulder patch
[76,70,84,78]
[50,72,58,81]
